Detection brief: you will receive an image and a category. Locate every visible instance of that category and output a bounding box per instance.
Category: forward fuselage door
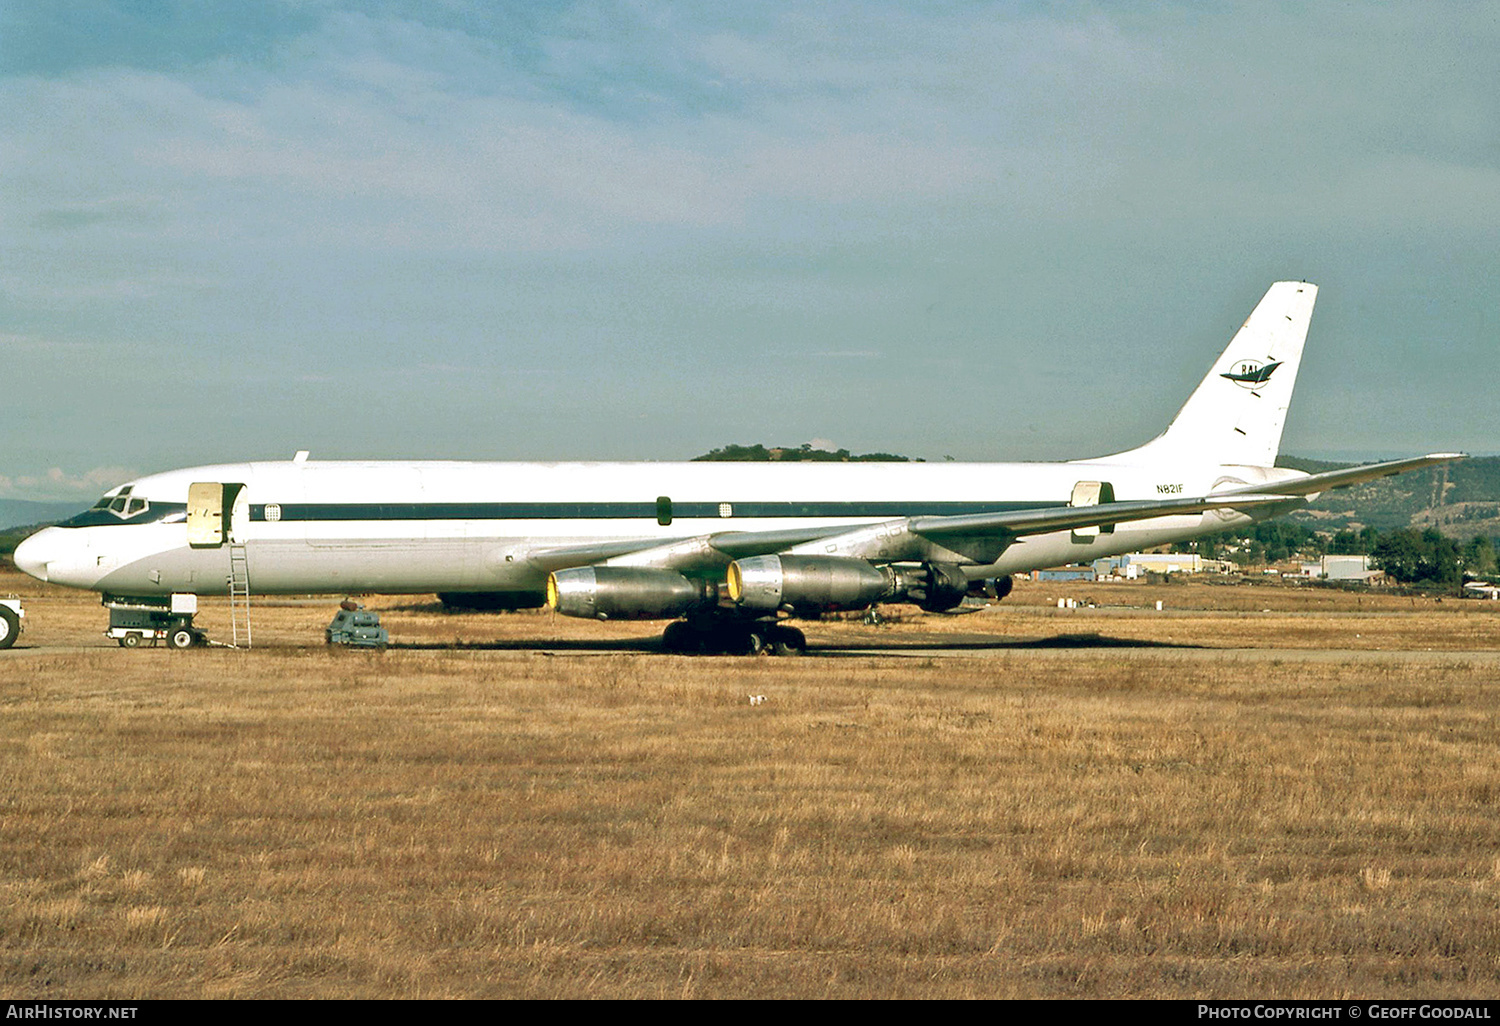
[187,482,248,548]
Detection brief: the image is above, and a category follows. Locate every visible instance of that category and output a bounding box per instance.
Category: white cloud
[0,467,136,502]
[2,2,1497,468]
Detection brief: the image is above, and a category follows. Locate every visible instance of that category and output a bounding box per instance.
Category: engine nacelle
[971,575,1014,601]
[892,561,969,613]
[728,556,982,615]
[546,567,714,620]
[728,555,893,614]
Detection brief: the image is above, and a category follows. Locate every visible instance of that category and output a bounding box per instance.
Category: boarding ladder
[228,542,252,649]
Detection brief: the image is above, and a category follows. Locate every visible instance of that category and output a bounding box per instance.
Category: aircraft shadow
[814,632,1206,653]
[390,638,661,653]
[388,631,1205,655]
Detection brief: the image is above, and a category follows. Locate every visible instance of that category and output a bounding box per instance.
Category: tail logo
[1221,359,1283,388]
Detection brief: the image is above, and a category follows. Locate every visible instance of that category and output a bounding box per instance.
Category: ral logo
[1220,359,1283,387]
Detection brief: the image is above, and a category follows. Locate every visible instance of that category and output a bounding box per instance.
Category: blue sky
[4,1,1497,500]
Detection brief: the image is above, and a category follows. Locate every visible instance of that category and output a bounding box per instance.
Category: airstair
[228,542,252,649]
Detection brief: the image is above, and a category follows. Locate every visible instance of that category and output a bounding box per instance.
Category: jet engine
[727,555,973,615]
[546,567,715,620]
[900,561,969,613]
[728,555,891,614]
[972,575,1014,601]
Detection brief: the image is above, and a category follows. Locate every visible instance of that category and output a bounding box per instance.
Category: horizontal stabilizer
[1221,453,1468,498]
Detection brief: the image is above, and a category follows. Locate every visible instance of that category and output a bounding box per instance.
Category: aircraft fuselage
[14,456,1300,598]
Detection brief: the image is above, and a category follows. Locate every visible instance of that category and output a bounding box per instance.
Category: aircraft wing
[524,453,1465,574]
[905,492,1297,539]
[522,526,842,573]
[525,491,1302,574]
[1219,453,1467,498]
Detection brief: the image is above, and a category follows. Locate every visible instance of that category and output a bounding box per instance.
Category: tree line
[1186,523,1496,586]
[693,443,913,463]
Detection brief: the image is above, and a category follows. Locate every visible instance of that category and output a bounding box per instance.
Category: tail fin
[1109,281,1317,468]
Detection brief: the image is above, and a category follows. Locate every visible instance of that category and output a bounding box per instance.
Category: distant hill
[0,499,85,531]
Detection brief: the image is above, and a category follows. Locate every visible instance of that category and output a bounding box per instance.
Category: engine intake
[547,567,714,620]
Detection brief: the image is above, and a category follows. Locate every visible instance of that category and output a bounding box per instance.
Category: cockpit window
[93,485,133,512]
[102,488,147,519]
[59,485,178,527]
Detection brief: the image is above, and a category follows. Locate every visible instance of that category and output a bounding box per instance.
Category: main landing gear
[660,618,807,656]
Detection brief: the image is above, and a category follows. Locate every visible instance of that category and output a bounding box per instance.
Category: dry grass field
[3,566,1500,998]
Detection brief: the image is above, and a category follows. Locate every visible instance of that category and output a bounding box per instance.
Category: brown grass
[3,568,1500,998]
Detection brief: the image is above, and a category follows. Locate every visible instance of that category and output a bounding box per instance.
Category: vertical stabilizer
[1109,281,1317,468]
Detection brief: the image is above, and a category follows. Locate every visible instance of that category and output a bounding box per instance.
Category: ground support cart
[105,594,206,649]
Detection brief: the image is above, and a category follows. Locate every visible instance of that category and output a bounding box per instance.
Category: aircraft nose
[12,528,60,583]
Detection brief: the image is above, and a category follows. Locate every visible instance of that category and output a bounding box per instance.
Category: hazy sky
[4,1,1497,500]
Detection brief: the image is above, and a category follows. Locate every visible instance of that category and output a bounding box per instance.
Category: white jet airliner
[14,282,1463,653]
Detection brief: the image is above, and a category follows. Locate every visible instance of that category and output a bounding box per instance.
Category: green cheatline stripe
[249,500,1055,522]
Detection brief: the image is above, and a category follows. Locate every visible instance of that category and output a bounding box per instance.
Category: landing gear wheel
[742,629,768,656]
[0,606,17,650]
[120,632,142,649]
[167,628,197,650]
[769,625,806,656]
[661,621,695,654]
[662,620,805,656]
